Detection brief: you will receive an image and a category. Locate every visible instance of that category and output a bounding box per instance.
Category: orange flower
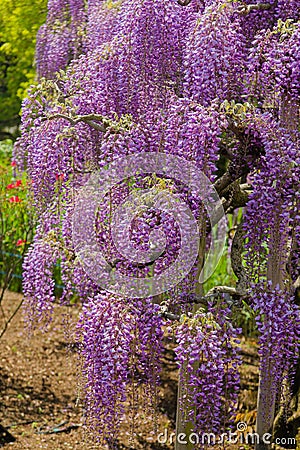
[11,161,17,167]
[15,180,22,187]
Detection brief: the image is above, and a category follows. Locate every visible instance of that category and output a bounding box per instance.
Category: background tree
[0,0,47,140]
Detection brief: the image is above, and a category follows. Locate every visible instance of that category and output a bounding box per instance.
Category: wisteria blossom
[17,0,300,446]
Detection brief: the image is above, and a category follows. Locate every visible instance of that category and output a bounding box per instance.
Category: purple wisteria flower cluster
[252,283,300,387]
[36,0,85,78]
[16,0,300,444]
[79,294,164,443]
[175,300,241,434]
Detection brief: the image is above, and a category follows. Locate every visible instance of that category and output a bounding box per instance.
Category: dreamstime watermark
[72,152,227,298]
[157,422,297,447]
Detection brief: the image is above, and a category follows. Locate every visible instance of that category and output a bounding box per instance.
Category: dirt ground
[0,291,259,449]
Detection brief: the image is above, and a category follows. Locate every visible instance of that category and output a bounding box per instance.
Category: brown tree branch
[188,287,247,307]
[237,2,272,14]
[161,311,180,321]
[159,285,249,321]
[223,181,252,212]
[0,297,24,339]
[45,113,110,133]
[177,0,192,5]
[214,171,234,195]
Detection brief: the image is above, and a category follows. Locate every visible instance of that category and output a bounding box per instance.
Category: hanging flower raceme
[238,0,277,43]
[135,299,164,395]
[246,20,300,125]
[184,2,246,106]
[18,101,96,215]
[78,294,135,442]
[165,98,223,179]
[36,0,86,79]
[175,301,241,435]
[22,237,60,330]
[64,0,186,121]
[244,114,300,282]
[276,0,300,21]
[78,294,164,444]
[243,112,300,417]
[85,0,120,52]
[252,282,300,391]
[116,0,185,111]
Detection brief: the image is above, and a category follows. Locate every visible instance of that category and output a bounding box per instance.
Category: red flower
[9,196,21,203]
[11,161,17,167]
[6,180,22,190]
[16,239,26,246]
[55,173,64,181]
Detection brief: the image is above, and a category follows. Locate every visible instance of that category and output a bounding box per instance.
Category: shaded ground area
[0,291,258,449]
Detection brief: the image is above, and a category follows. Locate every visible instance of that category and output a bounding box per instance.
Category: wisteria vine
[16,0,300,447]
